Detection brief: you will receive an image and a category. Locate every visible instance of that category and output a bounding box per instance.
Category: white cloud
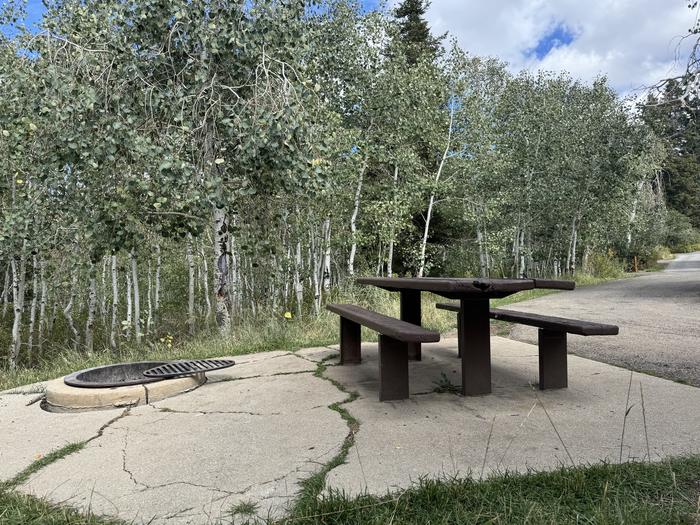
[424,0,697,95]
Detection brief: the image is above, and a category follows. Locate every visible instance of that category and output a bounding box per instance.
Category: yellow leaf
[284,311,293,319]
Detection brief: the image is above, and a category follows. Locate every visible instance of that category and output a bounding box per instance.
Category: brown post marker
[460,298,491,395]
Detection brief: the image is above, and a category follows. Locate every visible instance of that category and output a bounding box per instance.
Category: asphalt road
[508,252,700,386]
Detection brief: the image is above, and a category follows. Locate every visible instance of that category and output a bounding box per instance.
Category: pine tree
[394,0,442,64]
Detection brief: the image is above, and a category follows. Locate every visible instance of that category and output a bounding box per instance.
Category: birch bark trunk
[213,206,231,334]
[348,159,368,277]
[200,244,212,323]
[125,261,132,340]
[2,264,10,318]
[387,165,399,278]
[27,255,39,360]
[321,217,332,293]
[294,239,303,318]
[85,263,97,353]
[130,250,141,344]
[110,254,119,351]
[100,256,108,327]
[418,104,455,278]
[146,259,153,335]
[9,254,26,370]
[63,271,79,351]
[37,256,47,353]
[187,234,196,335]
[154,243,161,326]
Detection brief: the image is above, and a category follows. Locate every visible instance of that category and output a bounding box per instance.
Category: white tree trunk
[146,259,153,335]
[27,255,39,360]
[154,243,161,325]
[37,257,47,353]
[1,264,10,319]
[9,255,26,370]
[213,206,231,334]
[348,160,368,277]
[187,234,196,335]
[321,216,332,292]
[110,254,119,351]
[418,104,455,278]
[200,244,212,322]
[294,239,303,318]
[387,165,399,278]
[477,225,488,277]
[130,249,141,344]
[63,272,79,351]
[85,264,97,353]
[100,256,108,327]
[125,261,132,340]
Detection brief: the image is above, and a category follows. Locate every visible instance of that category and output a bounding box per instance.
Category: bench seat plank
[327,304,440,343]
[435,303,618,336]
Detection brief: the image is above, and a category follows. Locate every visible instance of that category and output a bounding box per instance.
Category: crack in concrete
[206,369,314,385]
[156,407,280,417]
[86,407,131,444]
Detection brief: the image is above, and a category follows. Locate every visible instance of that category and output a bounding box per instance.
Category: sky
[11,0,698,96]
[419,0,697,97]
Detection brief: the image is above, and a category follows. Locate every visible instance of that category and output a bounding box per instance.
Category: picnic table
[355,277,575,396]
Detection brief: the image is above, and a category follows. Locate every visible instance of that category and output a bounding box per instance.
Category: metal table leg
[400,289,422,361]
[459,298,491,395]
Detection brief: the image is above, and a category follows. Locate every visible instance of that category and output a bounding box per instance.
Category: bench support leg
[400,290,422,361]
[340,317,361,365]
[460,298,491,395]
[538,329,567,389]
[378,335,409,401]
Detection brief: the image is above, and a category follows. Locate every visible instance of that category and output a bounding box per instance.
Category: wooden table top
[355,276,575,298]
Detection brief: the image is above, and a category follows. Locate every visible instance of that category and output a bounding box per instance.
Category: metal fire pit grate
[143,359,235,378]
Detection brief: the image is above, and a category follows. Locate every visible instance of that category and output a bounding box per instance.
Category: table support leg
[340,317,361,364]
[400,290,422,361]
[538,329,567,389]
[460,298,491,395]
[379,335,409,401]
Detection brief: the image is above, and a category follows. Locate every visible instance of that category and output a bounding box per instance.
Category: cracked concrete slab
[20,370,347,524]
[324,336,700,496]
[0,393,120,481]
[7,338,700,524]
[294,346,340,364]
[205,352,317,382]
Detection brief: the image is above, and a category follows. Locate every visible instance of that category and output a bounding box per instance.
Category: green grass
[279,457,700,525]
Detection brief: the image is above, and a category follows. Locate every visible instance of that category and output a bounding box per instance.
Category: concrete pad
[206,352,316,382]
[0,394,120,481]
[21,370,348,524]
[325,336,700,496]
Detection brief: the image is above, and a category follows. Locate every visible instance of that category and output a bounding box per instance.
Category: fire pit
[44,361,208,412]
[64,361,168,388]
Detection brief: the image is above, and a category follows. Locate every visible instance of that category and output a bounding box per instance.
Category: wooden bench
[435,303,618,390]
[326,303,440,401]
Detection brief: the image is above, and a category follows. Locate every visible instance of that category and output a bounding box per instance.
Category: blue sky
[8,0,697,95]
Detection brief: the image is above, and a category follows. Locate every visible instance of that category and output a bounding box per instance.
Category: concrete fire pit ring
[44,363,206,412]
